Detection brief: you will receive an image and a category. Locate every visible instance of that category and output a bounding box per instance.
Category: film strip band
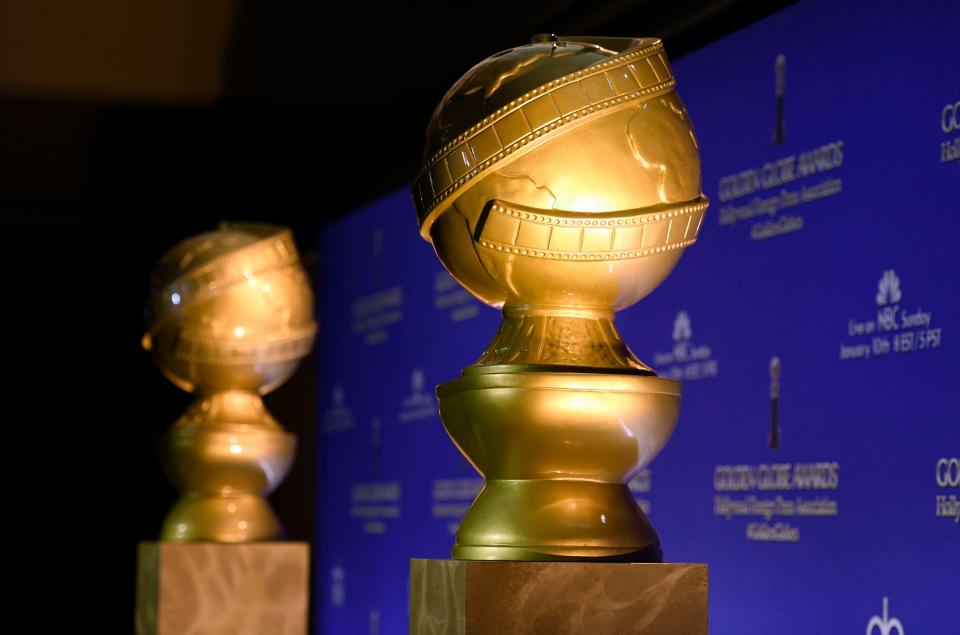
[414,39,676,230]
[475,196,708,261]
[169,323,318,365]
[148,227,299,332]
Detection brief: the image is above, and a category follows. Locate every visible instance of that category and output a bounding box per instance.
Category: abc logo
[942,101,960,133]
[935,457,960,488]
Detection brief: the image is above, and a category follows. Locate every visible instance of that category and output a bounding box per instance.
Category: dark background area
[2,0,793,630]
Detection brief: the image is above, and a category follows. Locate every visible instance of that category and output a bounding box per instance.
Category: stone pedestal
[136,542,309,635]
[410,559,707,635]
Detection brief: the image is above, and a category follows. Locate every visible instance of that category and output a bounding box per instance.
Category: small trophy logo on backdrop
[370,417,382,477]
[774,54,786,146]
[768,357,781,450]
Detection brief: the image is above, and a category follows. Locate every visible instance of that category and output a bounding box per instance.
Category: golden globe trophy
[136,224,314,635]
[410,36,708,634]
[142,222,316,542]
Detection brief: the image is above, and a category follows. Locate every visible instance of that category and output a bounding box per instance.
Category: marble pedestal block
[136,542,309,635]
[410,559,707,635]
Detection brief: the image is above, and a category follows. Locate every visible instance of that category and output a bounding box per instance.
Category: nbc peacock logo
[876,269,902,306]
[671,310,693,362]
[672,310,692,343]
[653,310,717,380]
[866,597,904,635]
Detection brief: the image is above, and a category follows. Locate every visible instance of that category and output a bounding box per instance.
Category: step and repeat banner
[314,0,958,632]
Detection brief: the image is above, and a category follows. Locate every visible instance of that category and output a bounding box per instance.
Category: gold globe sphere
[145,225,315,394]
[143,223,316,542]
[416,36,706,321]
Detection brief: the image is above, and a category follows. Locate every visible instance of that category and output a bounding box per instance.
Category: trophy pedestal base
[409,558,707,635]
[136,541,308,635]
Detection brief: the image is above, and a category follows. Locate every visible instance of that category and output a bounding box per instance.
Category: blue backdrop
[315,1,959,632]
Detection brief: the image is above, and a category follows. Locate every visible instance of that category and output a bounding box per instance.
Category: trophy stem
[160,389,296,542]
[473,305,654,373]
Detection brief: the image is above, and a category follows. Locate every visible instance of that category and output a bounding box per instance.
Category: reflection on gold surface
[143,223,316,542]
[414,36,707,561]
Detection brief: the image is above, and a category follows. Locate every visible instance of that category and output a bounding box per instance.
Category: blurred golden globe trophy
[136,223,313,635]
[143,223,316,542]
[410,36,708,634]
